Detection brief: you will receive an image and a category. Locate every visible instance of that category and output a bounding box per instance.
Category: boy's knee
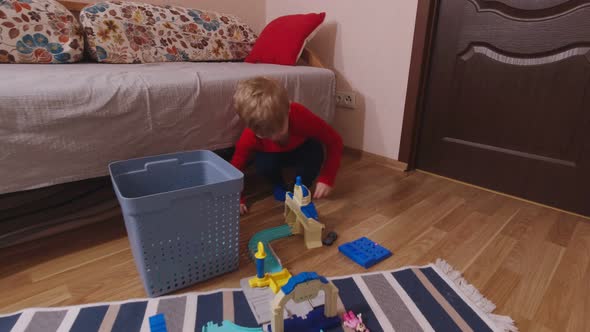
[306,140,325,164]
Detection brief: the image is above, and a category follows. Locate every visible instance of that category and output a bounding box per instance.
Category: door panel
[472,0,590,18]
[417,0,590,215]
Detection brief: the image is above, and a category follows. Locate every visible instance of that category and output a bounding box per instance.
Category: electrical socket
[335,91,356,109]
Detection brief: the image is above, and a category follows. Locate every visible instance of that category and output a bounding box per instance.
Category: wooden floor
[1,152,589,332]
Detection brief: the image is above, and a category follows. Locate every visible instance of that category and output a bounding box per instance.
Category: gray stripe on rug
[23,311,66,332]
[157,296,186,332]
[363,273,423,332]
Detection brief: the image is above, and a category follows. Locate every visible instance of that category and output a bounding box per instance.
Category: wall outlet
[335,91,356,109]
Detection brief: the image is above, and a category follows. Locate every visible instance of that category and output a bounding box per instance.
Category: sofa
[0,0,335,246]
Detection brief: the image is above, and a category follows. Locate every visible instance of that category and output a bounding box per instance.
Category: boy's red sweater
[231,102,343,188]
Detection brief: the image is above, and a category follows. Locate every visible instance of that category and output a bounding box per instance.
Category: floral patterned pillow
[0,0,83,63]
[80,1,257,63]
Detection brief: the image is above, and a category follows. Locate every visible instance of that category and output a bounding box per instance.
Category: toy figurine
[342,311,369,332]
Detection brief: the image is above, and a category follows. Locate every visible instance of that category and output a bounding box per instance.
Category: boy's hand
[240,204,248,215]
[314,182,332,199]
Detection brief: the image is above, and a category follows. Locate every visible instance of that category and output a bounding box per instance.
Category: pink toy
[342,311,369,332]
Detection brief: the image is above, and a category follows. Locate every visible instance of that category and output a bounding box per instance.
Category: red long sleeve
[289,103,343,186]
[231,102,343,194]
[230,129,258,173]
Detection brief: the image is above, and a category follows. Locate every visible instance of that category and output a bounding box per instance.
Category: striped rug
[0,260,517,332]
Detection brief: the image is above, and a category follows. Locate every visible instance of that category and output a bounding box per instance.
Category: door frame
[399,0,440,169]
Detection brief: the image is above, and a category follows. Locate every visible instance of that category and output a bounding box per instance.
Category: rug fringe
[435,259,519,332]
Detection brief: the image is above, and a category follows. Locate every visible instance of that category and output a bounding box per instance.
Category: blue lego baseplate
[268,306,341,332]
[338,237,392,269]
[149,314,168,332]
[281,272,328,295]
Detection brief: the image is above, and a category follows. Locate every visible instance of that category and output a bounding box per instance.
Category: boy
[231,77,343,215]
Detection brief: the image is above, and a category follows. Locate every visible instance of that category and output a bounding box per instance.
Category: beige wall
[267,0,418,159]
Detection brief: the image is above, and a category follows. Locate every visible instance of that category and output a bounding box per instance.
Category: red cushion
[245,13,326,66]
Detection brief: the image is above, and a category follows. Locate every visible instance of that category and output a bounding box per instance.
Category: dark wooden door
[417,0,590,215]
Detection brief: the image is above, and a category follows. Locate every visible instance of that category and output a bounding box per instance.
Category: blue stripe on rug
[332,278,383,332]
[393,270,462,332]
[0,313,20,332]
[111,302,147,332]
[421,267,493,332]
[233,292,258,328]
[70,305,109,332]
[195,293,222,331]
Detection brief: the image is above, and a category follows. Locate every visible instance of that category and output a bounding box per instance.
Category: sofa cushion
[0,0,84,63]
[80,1,257,63]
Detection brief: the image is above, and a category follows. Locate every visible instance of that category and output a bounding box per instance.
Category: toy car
[322,231,338,246]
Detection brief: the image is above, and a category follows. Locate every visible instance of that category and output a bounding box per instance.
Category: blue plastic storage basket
[109,150,243,297]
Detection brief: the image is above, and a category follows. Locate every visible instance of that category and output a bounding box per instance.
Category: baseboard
[419,170,590,220]
[344,147,408,172]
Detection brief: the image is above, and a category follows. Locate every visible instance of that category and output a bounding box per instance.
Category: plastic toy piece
[343,311,370,332]
[268,269,293,293]
[338,237,392,269]
[300,203,319,220]
[149,314,168,332]
[269,306,341,332]
[322,231,338,246]
[201,320,263,332]
[249,241,272,288]
[249,268,292,294]
[248,225,292,274]
[248,241,292,293]
[281,272,328,295]
[239,277,314,325]
[255,242,266,278]
[284,176,325,249]
[271,272,339,332]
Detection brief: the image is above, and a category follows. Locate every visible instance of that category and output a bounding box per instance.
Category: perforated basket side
[125,192,241,297]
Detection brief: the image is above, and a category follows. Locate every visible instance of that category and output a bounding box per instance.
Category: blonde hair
[233,77,289,137]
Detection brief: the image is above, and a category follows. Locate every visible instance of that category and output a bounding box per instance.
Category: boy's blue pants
[255,139,324,189]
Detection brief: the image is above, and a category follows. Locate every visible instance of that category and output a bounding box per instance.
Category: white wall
[267,0,418,159]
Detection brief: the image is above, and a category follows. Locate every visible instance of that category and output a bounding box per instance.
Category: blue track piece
[202,320,263,331]
[281,272,328,295]
[248,225,292,273]
[149,314,168,332]
[300,202,318,220]
[338,237,392,269]
[268,306,341,332]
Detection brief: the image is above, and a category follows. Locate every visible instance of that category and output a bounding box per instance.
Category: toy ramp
[202,320,263,331]
[248,225,292,274]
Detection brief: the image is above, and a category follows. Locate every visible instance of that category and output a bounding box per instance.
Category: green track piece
[202,320,263,332]
[248,224,292,273]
